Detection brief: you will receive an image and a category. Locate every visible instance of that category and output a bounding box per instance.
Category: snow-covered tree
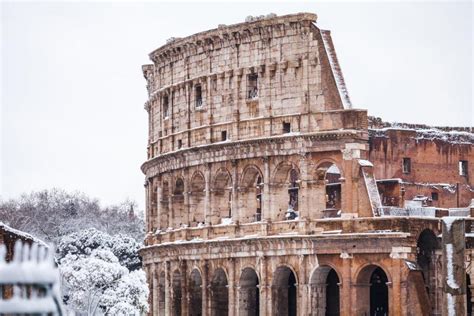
[57,228,141,271]
[0,189,145,243]
[60,249,128,315]
[60,249,148,315]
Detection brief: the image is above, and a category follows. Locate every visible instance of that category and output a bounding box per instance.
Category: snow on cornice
[0,222,48,248]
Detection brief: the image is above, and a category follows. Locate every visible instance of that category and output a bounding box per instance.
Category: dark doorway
[326,269,340,316]
[189,269,202,316]
[273,266,297,316]
[239,268,260,316]
[370,267,388,316]
[172,270,182,316]
[211,268,229,316]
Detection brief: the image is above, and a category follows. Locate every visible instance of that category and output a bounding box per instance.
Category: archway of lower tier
[272,266,297,316]
[239,267,260,316]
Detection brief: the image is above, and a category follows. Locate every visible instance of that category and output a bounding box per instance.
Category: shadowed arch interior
[309,266,340,316]
[189,172,205,226]
[239,165,264,223]
[239,267,260,316]
[189,269,203,316]
[172,270,182,316]
[356,265,389,316]
[211,268,229,316]
[272,266,297,316]
[212,168,232,223]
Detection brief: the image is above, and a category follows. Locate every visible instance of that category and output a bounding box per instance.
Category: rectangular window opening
[247,73,258,100]
[221,131,227,141]
[283,122,291,134]
[402,157,411,174]
[459,160,468,176]
[431,192,439,201]
[163,95,169,118]
[177,139,182,149]
[195,85,203,108]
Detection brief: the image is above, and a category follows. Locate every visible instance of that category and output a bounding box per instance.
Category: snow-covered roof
[0,222,48,248]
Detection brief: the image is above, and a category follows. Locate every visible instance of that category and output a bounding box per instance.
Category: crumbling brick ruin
[139,13,473,315]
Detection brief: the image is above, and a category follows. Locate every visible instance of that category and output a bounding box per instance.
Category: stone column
[183,172,190,226]
[204,164,212,225]
[258,256,269,315]
[228,258,236,316]
[262,158,271,221]
[231,160,239,223]
[442,217,466,316]
[202,260,210,315]
[340,255,351,316]
[152,263,159,315]
[145,180,151,232]
[165,261,171,315]
[156,183,162,230]
[298,155,309,220]
[181,260,189,315]
[168,185,173,229]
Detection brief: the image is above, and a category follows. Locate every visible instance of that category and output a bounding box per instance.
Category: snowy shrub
[57,228,141,271]
[60,249,148,315]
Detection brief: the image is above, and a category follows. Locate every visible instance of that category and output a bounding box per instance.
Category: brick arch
[173,177,185,195]
[355,263,391,316]
[190,171,205,192]
[239,267,260,315]
[240,164,263,188]
[272,161,300,184]
[314,158,344,181]
[272,265,298,316]
[213,167,232,191]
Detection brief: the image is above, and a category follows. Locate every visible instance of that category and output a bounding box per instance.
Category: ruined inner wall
[368,128,474,208]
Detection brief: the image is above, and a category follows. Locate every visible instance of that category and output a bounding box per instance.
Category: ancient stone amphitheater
[140,13,473,316]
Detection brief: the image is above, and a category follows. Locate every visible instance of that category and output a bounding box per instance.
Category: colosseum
[139,13,474,315]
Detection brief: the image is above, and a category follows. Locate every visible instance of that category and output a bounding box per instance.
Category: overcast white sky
[1,1,472,209]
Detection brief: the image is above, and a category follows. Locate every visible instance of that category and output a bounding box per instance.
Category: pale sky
[1,1,472,209]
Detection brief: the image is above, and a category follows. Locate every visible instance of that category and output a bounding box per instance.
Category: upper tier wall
[142,13,354,159]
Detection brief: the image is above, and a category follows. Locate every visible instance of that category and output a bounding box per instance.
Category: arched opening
[189,269,203,316]
[239,166,264,223]
[212,168,232,225]
[172,270,182,316]
[272,266,297,316]
[467,273,472,316]
[239,267,260,316]
[172,178,185,227]
[271,162,299,221]
[370,267,388,315]
[158,271,165,315]
[309,266,340,316]
[211,268,229,316]
[160,181,170,228]
[316,162,342,218]
[356,265,389,316]
[189,172,205,227]
[416,229,440,310]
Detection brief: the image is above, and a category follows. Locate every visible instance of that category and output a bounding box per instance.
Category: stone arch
[416,228,440,312]
[272,265,298,316]
[172,269,182,316]
[212,167,232,224]
[271,161,300,220]
[239,267,260,316]
[189,171,205,226]
[239,165,264,223]
[158,271,166,315]
[210,268,229,316]
[172,177,185,227]
[355,264,390,316]
[315,161,342,217]
[309,265,341,316]
[189,268,203,316]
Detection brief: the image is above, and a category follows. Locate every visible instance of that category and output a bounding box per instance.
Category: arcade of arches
[145,156,353,232]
